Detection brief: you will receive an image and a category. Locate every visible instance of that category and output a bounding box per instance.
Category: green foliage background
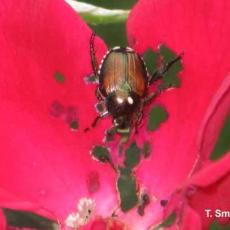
[79,0,131,47]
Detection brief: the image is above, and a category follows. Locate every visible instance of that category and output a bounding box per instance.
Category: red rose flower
[0,0,229,229]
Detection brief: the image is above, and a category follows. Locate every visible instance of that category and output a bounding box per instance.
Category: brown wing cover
[99,50,147,97]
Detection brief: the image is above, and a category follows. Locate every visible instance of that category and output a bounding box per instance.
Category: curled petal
[188,152,230,228]
[189,152,230,187]
[197,73,230,162]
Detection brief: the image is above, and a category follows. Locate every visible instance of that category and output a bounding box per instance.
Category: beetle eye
[127,96,134,104]
[116,97,124,104]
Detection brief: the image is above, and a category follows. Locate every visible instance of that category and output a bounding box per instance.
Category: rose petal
[0,0,116,224]
[0,209,6,230]
[180,206,202,230]
[127,0,230,198]
[87,217,130,230]
[7,228,38,230]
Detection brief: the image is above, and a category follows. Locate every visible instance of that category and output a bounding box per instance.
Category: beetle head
[105,90,141,133]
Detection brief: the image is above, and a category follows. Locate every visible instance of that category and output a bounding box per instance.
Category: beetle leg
[135,111,143,134]
[93,100,109,127]
[84,74,98,84]
[84,109,109,132]
[91,116,102,128]
[90,32,99,77]
[95,88,104,100]
[149,54,183,85]
[91,111,109,129]
[95,100,107,114]
[144,84,173,105]
[144,92,158,105]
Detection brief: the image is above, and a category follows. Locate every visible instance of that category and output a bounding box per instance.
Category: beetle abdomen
[99,47,148,97]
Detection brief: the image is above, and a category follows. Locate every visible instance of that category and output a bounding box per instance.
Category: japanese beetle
[86,33,182,135]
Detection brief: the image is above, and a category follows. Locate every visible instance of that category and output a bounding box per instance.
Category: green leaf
[105,127,117,142]
[209,220,230,230]
[70,120,78,130]
[118,166,132,176]
[91,145,111,163]
[159,45,182,88]
[66,1,130,25]
[143,49,158,75]
[3,209,57,229]
[117,173,138,212]
[124,142,141,169]
[153,212,176,229]
[147,106,168,131]
[163,71,181,87]
[142,141,151,158]
[54,72,65,83]
[211,113,230,160]
[159,45,177,63]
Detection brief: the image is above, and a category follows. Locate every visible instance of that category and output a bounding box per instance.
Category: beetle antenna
[90,32,99,77]
[144,83,173,105]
